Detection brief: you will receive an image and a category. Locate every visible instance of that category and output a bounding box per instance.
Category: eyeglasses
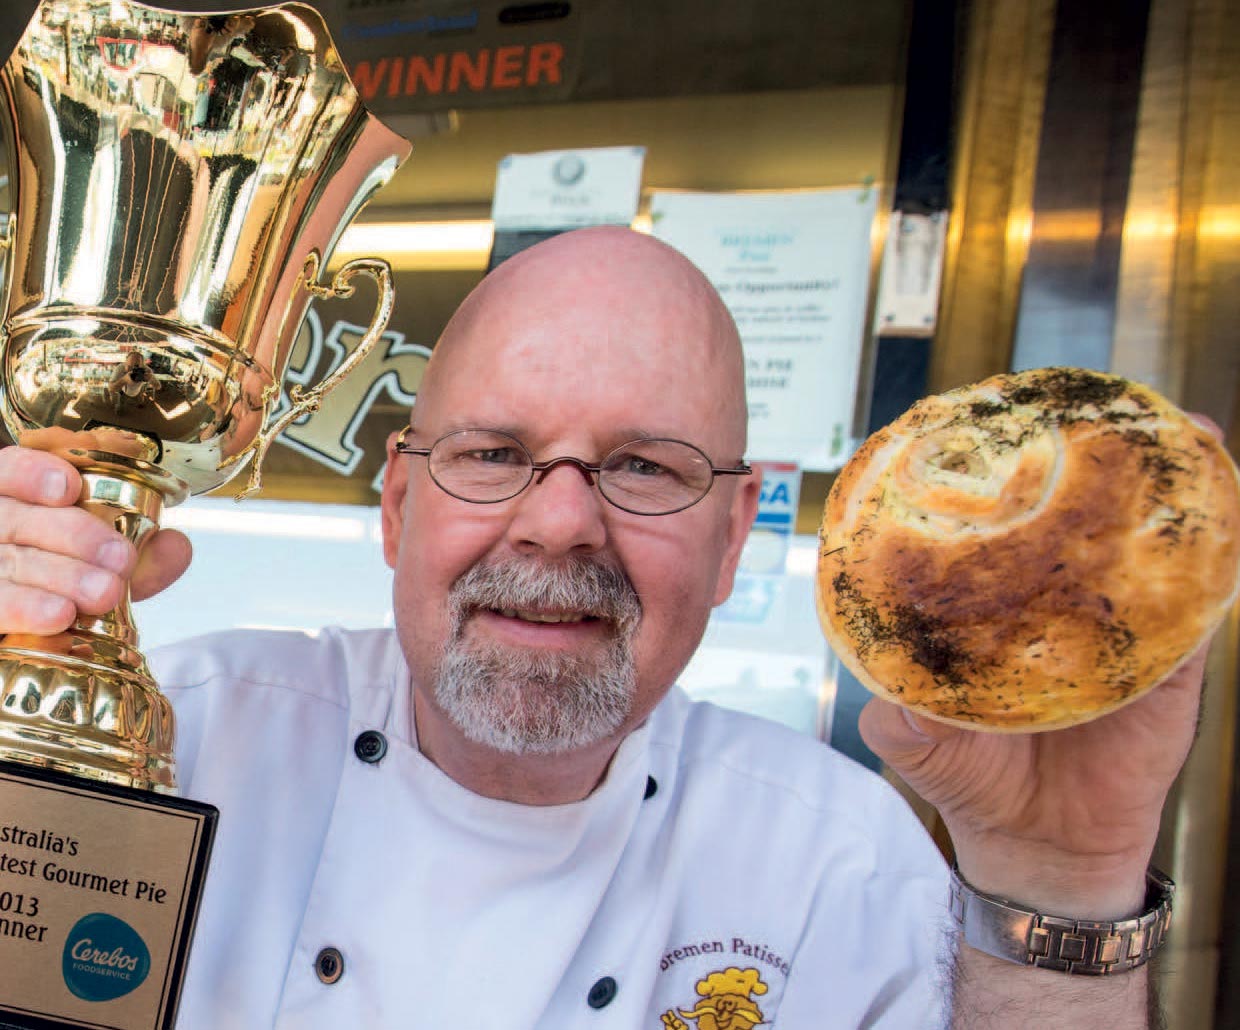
[395,427,752,516]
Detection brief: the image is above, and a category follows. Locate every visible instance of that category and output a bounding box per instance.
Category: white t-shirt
[155,627,949,1029]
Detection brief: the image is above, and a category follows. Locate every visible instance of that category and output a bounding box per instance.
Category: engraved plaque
[0,764,216,1030]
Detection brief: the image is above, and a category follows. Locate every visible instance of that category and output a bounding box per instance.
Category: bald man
[0,228,1201,1027]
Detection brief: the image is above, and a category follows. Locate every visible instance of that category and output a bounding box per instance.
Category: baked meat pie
[817,368,1240,730]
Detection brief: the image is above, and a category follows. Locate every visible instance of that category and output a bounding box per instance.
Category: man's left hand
[859,642,1206,917]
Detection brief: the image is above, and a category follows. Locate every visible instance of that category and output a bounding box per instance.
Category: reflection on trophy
[0,2,410,1026]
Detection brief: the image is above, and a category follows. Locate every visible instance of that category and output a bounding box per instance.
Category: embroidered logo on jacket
[660,966,768,1029]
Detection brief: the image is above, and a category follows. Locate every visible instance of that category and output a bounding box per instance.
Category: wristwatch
[948,864,1174,974]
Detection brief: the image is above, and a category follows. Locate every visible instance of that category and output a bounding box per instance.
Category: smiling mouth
[492,608,600,625]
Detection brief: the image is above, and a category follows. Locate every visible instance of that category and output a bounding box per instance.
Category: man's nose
[505,459,608,557]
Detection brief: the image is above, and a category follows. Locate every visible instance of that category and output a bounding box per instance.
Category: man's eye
[624,456,667,476]
[465,448,520,464]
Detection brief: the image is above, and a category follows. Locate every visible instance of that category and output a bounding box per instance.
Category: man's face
[381,237,757,757]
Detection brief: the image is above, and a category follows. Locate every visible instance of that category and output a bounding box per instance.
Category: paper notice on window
[492,146,645,230]
[651,189,876,469]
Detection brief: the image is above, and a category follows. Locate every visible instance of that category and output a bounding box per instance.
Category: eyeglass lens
[427,430,717,514]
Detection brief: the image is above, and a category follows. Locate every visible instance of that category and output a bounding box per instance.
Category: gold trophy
[0,2,411,1026]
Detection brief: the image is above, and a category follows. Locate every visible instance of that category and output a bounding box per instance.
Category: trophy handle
[236,251,396,500]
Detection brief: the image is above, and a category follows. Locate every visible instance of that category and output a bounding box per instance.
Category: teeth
[497,608,587,624]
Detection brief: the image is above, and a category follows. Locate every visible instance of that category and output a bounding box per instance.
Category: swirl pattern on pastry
[817,368,1240,731]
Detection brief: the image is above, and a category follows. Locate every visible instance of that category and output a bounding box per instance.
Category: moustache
[448,556,642,632]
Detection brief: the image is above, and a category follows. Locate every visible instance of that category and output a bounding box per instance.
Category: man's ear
[379,430,411,569]
[711,470,762,607]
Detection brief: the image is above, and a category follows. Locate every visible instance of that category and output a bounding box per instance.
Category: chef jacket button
[315,946,344,985]
[354,729,388,764]
[643,775,657,800]
[587,975,618,1009]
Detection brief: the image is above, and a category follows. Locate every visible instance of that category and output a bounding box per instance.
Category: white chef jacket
[154,627,950,1029]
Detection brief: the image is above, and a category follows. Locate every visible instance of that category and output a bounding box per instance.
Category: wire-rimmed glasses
[395,427,752,516]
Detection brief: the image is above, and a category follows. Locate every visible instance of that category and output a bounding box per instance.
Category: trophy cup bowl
[0,0,412,793]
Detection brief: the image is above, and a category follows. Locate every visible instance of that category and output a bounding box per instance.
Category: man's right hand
[0,446,192,633]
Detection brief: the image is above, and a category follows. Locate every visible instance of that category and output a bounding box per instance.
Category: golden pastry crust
[817,368,1240,731]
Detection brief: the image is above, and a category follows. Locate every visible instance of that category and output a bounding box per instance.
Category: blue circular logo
[62,913,151,1002]
[552,153,585,186]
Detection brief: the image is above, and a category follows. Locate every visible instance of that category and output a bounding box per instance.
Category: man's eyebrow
[605,427,664,442]
[423,423,672,444]
[416,420,521,436]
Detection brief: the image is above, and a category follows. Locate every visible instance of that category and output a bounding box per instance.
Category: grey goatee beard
[434,556,642,755]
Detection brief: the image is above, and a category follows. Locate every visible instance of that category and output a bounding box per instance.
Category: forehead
[418,262,741,452]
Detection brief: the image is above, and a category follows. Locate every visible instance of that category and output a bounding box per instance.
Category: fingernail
[40,596,69,623]
[79,569,113,602]
[40,469,67,502]
[902,706,932,741]
[96,540,130,574]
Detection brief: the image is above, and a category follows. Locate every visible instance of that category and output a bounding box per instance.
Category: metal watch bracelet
[948,864,1174,974]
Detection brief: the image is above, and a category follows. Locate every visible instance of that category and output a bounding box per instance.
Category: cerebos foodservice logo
[62,913,151,1001]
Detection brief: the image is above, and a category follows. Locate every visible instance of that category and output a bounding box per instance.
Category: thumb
[132,529,193,602]
[859,696,948,759]
[858,697,969,805]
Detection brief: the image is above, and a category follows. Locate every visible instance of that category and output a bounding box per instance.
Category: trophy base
[0,643,176,793]
[0,762,216,1030]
